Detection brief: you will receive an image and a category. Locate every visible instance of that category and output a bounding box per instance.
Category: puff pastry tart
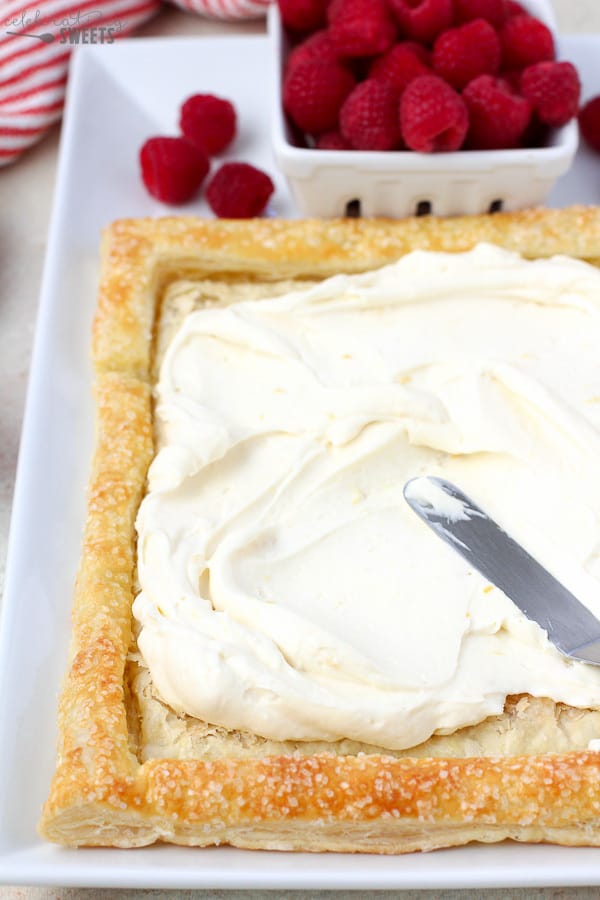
[39,209,600,852]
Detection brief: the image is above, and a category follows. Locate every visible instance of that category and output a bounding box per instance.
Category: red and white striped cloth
[0,0,271,166]
[169,0,270,17]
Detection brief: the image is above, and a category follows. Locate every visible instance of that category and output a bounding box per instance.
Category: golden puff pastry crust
[39,208,600,851]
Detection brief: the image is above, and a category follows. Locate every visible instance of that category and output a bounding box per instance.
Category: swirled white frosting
[133,244,600,750]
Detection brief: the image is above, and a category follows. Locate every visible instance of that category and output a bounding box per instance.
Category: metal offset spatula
[403,476,600,666]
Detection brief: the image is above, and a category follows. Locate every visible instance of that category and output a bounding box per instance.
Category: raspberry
[520,61,581,127]
[277,0,328,32]
[326,0,345,19]
[405,40,431,65]
[505,0,528,16]
[403,40,431,64]
[579,96,600,153]
[316,130,352,149]
[500,15,555,71]
[286,30,338,74]
[283,58,355,134]
[179,94,236,157]
[205,162,274,218]
[139,137,209,205]
[369,42,431,96]
[433,19,501,90]
[388,0,453,46]
[463,74,531,149]
[400,74,468,152]
[328,0,396,59]
[453,0,507,27]
[520,112,549,148]
[340,79,401,150]
[498,68,522,92]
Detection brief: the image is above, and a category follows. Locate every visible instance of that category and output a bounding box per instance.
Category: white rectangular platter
[2,33,600,889]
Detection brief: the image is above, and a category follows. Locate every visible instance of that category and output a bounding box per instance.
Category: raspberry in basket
[369,43,431,96]
[500,15,555,70]
[277,0,328,32]
[286,29,338,74]
[316,130,352,150]
[453,0,506,26]
[340,79,401,150]
[387,0,453,46]
[433,19,501,90]
[520,61,581,128]
[464,74,532,149]
[206,162,274,218]
[579,97,600,153]
[283,57,356,134]
[328,0,397,59]
[139,137,209,205]
[505,0,528,15]
[180,94,237,156]
[400,74,468,152]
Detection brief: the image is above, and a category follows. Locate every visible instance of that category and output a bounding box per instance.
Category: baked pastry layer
[39,209,600,851]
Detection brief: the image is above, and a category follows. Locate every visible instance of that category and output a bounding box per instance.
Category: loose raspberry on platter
[316,130,352,149]
[340,79,401,150]
[328,0,397,59]
[139,137,209,205]
[388,0,453,46]
[205,162,274,218]
[400,74,468,152]
[286,29,338,74]
[453,0,507,27]
[277,0,328,32]
[500,14,555,71]
[433,19,501,90]
[463,74,532,149]
[520,61,581,127]
[179,94,237,157]
[579,96,600,153]
[283,57,356,134]
[369,42,431,96]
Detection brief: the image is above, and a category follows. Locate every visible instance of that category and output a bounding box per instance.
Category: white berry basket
[269,0,578,218]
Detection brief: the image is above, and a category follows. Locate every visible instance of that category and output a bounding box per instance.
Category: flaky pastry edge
[39,209,600,851]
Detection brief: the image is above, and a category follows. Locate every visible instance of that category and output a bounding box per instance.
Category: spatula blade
[404,476,600,666]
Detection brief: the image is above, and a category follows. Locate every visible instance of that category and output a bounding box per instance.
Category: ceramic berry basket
[269,0,578,218]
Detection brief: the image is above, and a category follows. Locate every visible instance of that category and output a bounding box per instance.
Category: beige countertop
[2,1,600,896]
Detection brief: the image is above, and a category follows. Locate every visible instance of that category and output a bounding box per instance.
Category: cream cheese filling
[133,243,600,750]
